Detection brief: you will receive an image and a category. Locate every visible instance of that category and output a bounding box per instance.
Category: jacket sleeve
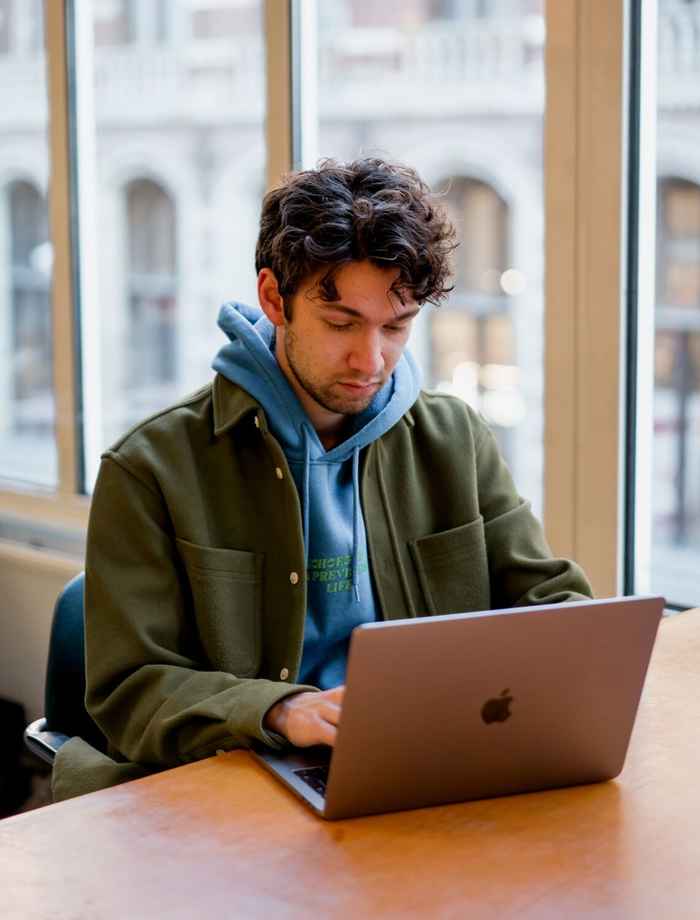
[474,425,594,608]
[84,455,313,768]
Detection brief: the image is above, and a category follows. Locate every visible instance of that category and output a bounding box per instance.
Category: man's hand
[263,686,345,747]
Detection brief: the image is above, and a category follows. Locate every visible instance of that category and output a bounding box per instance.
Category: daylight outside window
[79,0,267,488]
[634,0,700,609]
[0,0,57,488]
[313,0,546,516]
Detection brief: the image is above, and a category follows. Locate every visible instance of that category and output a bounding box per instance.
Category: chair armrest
[24,717,71,766]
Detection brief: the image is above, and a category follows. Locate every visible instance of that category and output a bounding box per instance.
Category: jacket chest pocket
[176,538,263,677]
[408,517,490,616]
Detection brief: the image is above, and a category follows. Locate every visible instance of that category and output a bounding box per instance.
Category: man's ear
[258,268,286,327]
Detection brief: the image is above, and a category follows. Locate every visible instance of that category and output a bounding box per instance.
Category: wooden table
[3,611,700,919]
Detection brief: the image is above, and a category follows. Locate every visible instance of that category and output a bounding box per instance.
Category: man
[52,158,591,801]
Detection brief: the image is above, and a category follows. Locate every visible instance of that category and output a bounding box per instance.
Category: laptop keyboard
[294,765,329,798]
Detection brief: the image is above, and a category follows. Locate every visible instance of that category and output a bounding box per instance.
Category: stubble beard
[283,327,380,417]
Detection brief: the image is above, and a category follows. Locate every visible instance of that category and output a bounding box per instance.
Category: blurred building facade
[0,0,698,599]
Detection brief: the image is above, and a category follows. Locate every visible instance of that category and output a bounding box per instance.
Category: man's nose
[347,332,384,378]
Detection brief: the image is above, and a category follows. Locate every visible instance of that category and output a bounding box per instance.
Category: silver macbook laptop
[252,595,664,820]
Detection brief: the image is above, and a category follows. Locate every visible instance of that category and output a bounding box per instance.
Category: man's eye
[327,322,352,331]
[385,325,408,334]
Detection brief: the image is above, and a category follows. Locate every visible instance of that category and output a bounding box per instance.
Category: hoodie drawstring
[351,446,361,603]
[300,425,362,605]
[302,425,311,575]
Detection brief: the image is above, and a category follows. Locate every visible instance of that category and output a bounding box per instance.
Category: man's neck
[298,394,354,449]
[273,329,351,450]
[317,420,354,452]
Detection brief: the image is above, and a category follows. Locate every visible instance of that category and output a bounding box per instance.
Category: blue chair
[24,573,106,764]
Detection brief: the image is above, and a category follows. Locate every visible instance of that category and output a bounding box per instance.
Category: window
[314,0,546,514]
[630,0,700,609]
[93,0,134,46]
[0,3,56,488]
[431,179,521,461]
[0,1,672,604]
[82,0,266,475]
[0,0,12,54]
[648,176,700,605]
[191,2,261,39]
[8,182,52,428]
[124,178,177,423]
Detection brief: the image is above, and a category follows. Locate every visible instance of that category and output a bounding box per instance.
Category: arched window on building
[654,177,700,548]
[0,0,13,54]
[9,179,52,434]
[93,0,172,46]
[94,0,135,46]
[125,178,177,399]
[429,177,515,454]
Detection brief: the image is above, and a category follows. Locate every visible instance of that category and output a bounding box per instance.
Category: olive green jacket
[52,375,592,801]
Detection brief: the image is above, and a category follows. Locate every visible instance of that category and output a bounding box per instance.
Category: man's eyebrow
[319,303,420,322]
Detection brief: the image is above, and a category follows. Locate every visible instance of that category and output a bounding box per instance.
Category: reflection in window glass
[0,1,57,487]
[316,0,546,515]
[84,0,266,466]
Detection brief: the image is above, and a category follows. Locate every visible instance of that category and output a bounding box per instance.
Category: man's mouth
[337,381,381,394]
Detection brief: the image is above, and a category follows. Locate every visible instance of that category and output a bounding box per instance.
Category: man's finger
[319,701,342,725]
[314,718,338,748]
[325,685,345,702]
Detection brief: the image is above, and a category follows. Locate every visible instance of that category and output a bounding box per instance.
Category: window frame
[0,0,643,604]
[0,0,292,531]
[629,0,699,611]
[626,0,658,603]
[0,0,87,525]
[544,0,629,598]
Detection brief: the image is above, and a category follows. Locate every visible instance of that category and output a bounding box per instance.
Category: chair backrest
[44,572,107,752]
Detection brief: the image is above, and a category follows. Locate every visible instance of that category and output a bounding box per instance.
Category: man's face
[277,261,419,424]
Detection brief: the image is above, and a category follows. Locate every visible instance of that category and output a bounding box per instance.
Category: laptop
[251,595,664,820]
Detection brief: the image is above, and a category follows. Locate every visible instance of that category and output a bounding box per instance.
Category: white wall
[0,543,81,720]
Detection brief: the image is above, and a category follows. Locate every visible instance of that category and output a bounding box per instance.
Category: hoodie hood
[212,300,421,689]
[212,301,421,463]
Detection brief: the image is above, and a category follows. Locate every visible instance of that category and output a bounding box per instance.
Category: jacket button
[280,667,289,680]
[289,571,299,585]
[275,467,283,479]
[254,416,260,429]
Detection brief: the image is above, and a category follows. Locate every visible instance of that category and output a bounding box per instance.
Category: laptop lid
[319,595,663,819]
[252,596,664,819]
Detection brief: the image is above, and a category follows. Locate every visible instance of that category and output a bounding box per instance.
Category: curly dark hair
[255,157,457,316]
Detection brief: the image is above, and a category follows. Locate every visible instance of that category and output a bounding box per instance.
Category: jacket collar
[212,372,415,436]
[212,374,268,436]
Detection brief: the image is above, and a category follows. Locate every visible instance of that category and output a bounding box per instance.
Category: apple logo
[481,689,514,724]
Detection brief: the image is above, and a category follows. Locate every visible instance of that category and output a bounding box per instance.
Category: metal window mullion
[45,0,80,497]
[628,0,658,597]
[291,0,318,170]
[71,0,102,492]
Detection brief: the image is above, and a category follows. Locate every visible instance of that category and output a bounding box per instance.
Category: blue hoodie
[212,301,422,690]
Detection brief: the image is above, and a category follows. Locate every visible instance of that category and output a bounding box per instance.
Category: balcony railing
[319,17,545,85]
[0,8,699,128]
[93,40,265,124]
